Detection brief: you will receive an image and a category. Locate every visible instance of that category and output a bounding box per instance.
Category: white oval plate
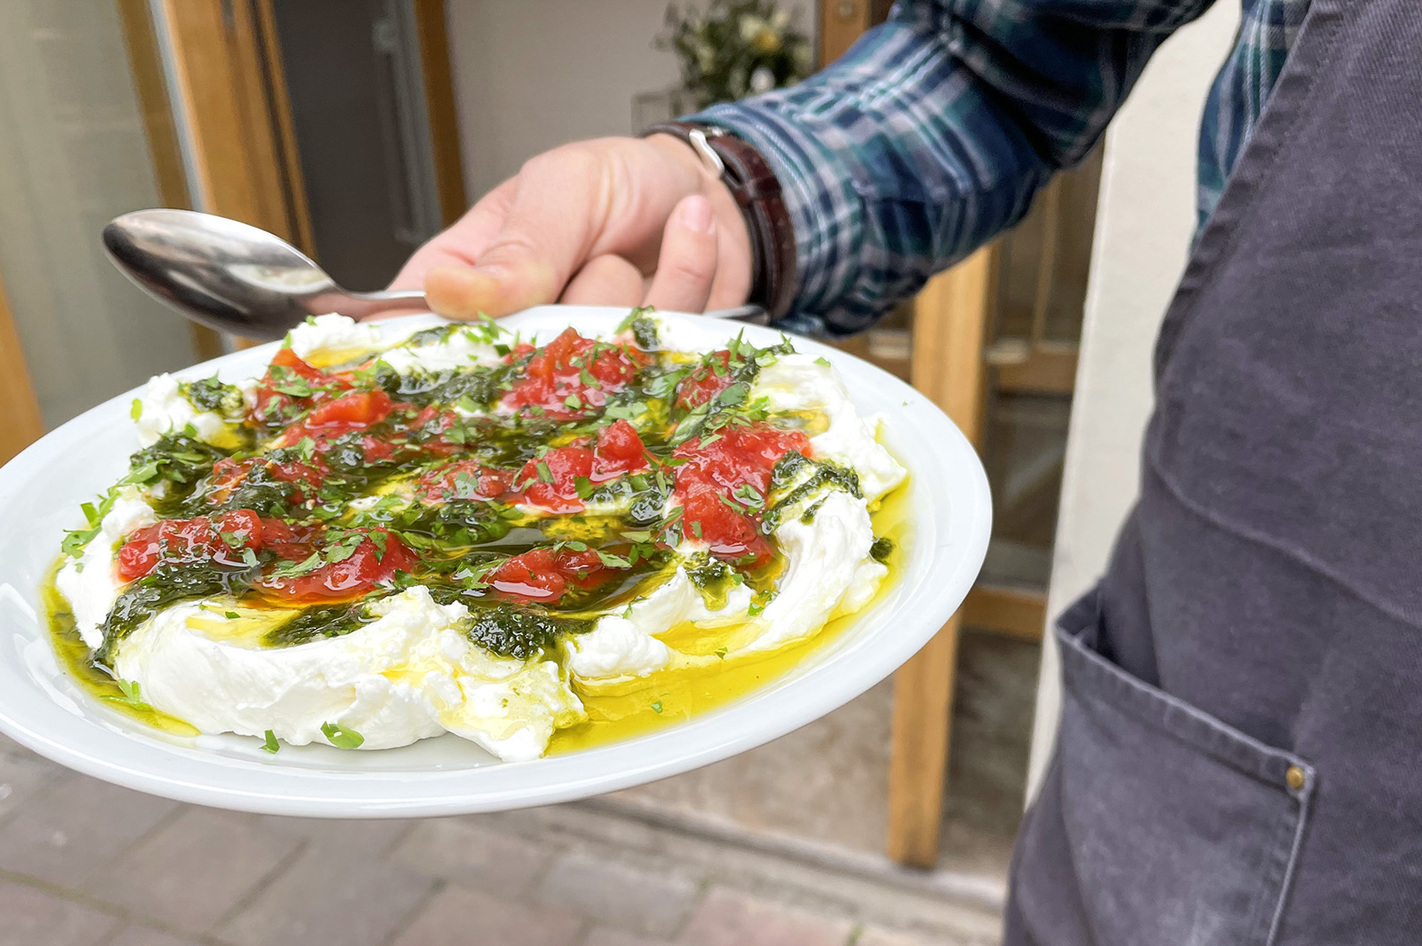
[0,306,990,817]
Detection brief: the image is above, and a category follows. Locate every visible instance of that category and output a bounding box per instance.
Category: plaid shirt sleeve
[688,0,1212,336]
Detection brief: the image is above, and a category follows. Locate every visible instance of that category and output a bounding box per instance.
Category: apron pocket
[1050,590,1313,946]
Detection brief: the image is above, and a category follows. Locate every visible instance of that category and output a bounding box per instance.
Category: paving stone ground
[0,735,1003,946]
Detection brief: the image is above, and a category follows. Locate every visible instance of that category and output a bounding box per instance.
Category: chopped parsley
[321,721,365,749]
[101,678,150,711]
[55,308,901,739]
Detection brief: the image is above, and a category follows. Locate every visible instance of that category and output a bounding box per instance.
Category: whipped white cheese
[112,586,583,760]
[378,326,502,373]
[62,314,907,760]
[754,490,885,652]
[56,488,156,650]
[754,354,905,504]
[567,562,756,680]
[287,313,384,360]
[136,374,257,448]
[566,490,888,684]
[289,312,506,374]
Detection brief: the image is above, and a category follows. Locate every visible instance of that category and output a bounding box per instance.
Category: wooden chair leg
[0,271,44,464]
[887,613,963,866]
[886,247,995,867]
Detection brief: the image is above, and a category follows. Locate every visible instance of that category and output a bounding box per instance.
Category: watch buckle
[687,128,726,176]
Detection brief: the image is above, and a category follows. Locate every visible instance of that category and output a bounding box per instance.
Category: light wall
[1026,2,1241,794]
[444,0,813,200]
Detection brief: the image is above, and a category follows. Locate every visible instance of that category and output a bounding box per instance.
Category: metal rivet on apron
[1286,765,1307,791]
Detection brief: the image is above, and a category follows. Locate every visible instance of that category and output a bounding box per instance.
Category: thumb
[425,253,559,322]
[643,195,718,313]
[426,154,605,319]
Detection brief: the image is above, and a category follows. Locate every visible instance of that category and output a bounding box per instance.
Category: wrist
[646,133,748,236]
[643,124,797,319]
[646,133,752,291]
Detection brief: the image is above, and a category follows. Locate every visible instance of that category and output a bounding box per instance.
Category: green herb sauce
[59,314,898,685]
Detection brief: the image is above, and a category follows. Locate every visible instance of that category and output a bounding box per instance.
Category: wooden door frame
[817,0,987,869]
[0,270,44,465]
[115,0,225,361]
[149,0,467,261]
[3,2,467,461]
[116,0,192,213]
[154,0,307,245]
[413,0,468,227]
[818,0,895,65]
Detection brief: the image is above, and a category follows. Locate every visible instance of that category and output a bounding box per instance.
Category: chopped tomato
[269,346,324,381]
[515,446,595,513]
[502,328,645,418]
[302,390,394,429]
[511,424,650,513]
[251,347,350,424]
[529,329,642,387]
[278,389,394,448]
[260,390,407,477]
[672,422,810,567]
[357,436,396,464]
[488,548,564,602]
[402,407,467,456]
[249,517,320,561]
[254,529,416,605]
[408,405,442,429]
[488,547,614,604]
[117,509,282,581]
[675,350,734,410]
[678,488,774,567]
[673,423,810,496]
[417,460,515,502]
[554,548,612,589]
[593,420,649,475]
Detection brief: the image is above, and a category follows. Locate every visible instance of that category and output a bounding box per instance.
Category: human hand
[390,135,753,317]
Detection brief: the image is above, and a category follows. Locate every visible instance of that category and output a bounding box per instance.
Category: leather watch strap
[644,121,798,320]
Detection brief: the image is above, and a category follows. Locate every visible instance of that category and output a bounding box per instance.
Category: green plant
[657,0,813,108]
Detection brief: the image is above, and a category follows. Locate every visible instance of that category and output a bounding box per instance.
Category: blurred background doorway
[0,0,1117,921]
[0,0,463,437]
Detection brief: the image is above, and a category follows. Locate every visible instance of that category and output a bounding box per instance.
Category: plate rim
[0,305,991,817]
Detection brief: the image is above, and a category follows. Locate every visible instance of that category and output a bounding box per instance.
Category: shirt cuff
[684,100,870,337]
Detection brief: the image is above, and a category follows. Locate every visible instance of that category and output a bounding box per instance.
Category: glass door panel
[0,0,200,428]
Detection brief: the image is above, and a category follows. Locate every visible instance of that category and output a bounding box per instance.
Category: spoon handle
[331,289,429,320]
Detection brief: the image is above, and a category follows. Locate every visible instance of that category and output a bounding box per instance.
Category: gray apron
[1004,0,1422,943]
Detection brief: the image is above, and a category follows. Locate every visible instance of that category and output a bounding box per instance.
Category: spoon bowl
[102,209,768,340]
[102,209,426,340]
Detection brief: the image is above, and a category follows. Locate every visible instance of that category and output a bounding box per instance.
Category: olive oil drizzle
[547,479,909,753]
[41,560,198,736]
[49,311,909,749]
[92,315,864,664]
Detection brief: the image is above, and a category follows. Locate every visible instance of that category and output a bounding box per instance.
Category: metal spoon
[102,209,768,341]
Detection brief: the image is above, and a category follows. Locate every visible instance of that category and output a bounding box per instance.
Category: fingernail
[679,196,715,233]
[427,259,559,318]
[470,262,510,282]
[426,265,480,294]
[426,265,494,317]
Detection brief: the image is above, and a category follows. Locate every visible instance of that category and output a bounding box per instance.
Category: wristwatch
[643,121,798,321]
